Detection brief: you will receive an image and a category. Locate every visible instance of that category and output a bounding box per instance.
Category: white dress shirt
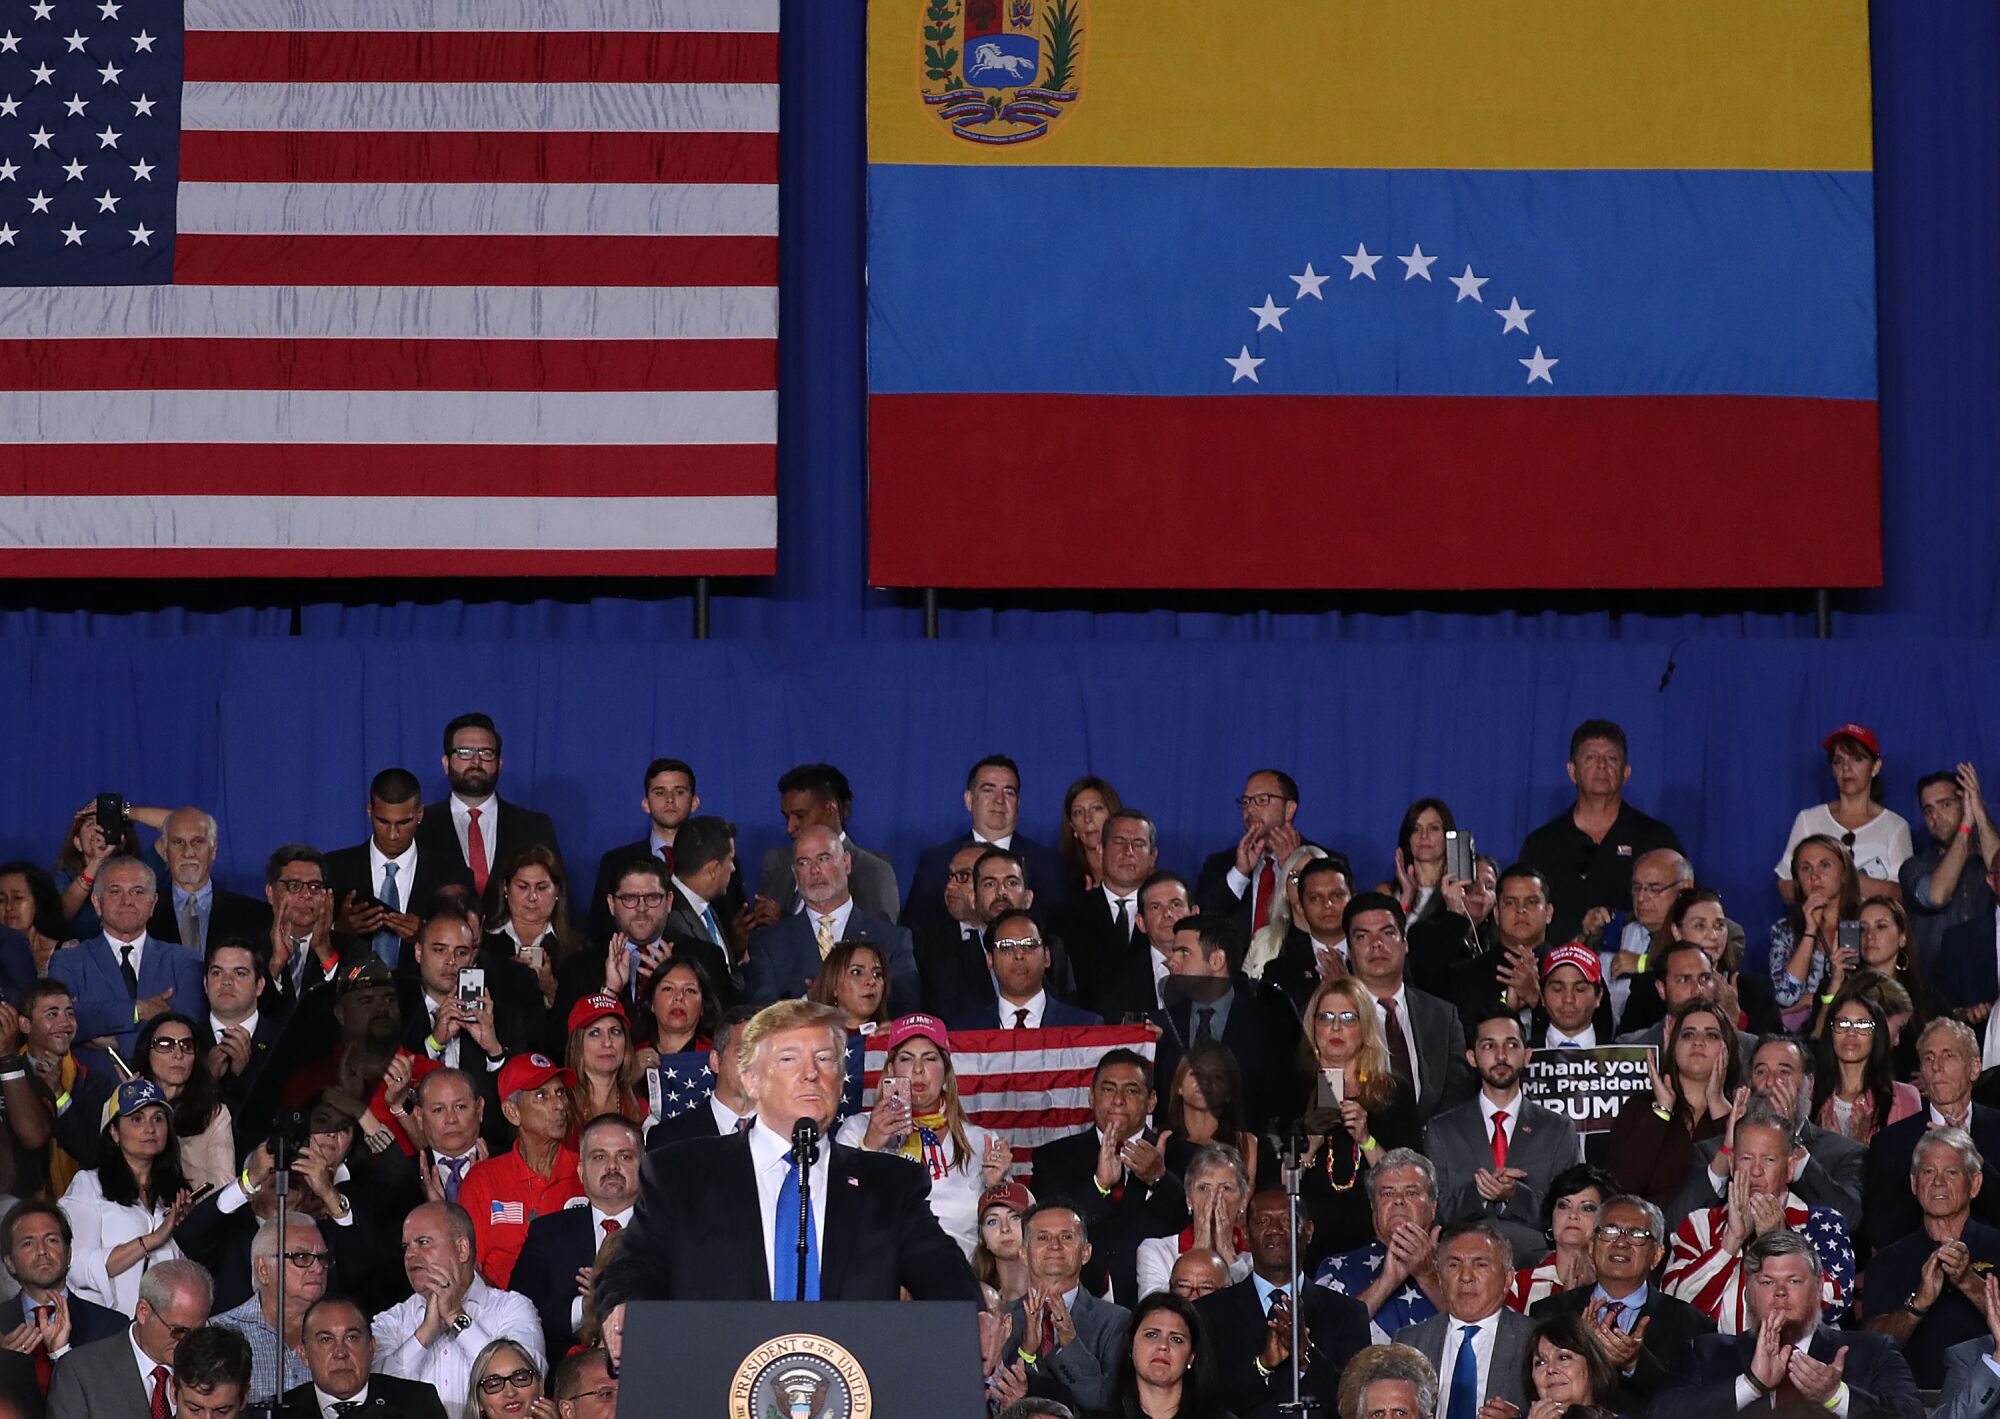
[372,1274,543,1411]
[996,990,1047,1029]
[1149,949,1170,1008]
[209,1008,259,1042]
[1436,1308,1501,1406]
[129,1325,171,1410]
[1371,982,1422,1103]
[806,896,856,952]
[59,1169,185,1316]
[1101,885,1137,937]
[448,795,500,878]
[314,1383,369,1419]
[973,831,1015,851]
[103,928,148,981]
[1477,1090,1521,1155]
[367,840,417,906]
[422,994,463,1071]
[708,1094,753,1134]
[568,1204,635,1327]
[748,1118,830,1298]
[1545,1024,1598,1049]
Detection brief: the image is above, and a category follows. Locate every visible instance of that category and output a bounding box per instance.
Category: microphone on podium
[792,1115,822,1166]
[791,1117,821,1302]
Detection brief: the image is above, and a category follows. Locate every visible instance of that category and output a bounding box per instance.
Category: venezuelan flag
[866,0,1879,591]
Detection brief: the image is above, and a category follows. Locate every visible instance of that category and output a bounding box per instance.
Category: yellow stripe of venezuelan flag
[869,0,1872,171]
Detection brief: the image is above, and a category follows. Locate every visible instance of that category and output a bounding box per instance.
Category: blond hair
[1304,976,1396,1110]
[736,999,847,1081]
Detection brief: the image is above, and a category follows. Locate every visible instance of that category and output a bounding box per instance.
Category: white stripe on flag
[177,182,780,237]
[865,1045,1157,1074]
[181,81,780,133]
[0,495,777,551]
[184,0,780,31]
[0,286,778,341]
[954,1086,1094,1113]
[0,390,775,444]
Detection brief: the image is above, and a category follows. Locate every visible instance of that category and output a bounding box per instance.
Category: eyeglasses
[563,1387,618,1407]
[161,1321,196,1342]
[1593,1223,1655,1243]
[946,869,974,883]
[613,892,666,909]
[448,747,499,762]
[282,1250,332,1270]
[479,1370,540,1395]
[990,938,1043,957]
[1314,1010,1361,1027]
[276,880,329,896]
[1235,793,1287,809]
[1831,1017,1877,1033]
[149,1037,196,1054]
[1629,880,1678,898]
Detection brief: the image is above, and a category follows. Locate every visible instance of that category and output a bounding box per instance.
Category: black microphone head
[791,1115,822,1162]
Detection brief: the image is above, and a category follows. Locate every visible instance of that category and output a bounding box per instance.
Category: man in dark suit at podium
[595,999,978,1364]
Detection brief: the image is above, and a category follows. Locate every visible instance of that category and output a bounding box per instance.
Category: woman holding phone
[1769,834,1864,1019]
[1296,976,1418,1266]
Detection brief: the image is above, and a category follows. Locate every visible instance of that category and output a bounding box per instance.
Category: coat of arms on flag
[919,0,1085,145]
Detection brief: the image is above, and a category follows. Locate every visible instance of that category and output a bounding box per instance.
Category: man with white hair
[1861,1126,2000,1387]
[1340,1343,1439,1419]
[595,1000,978,1362]
[48,1258,213,1419]
[209,1217,326,1402]
[1315,1149,1445,1344]
[743,828,919,1012]
[149,807,273,954]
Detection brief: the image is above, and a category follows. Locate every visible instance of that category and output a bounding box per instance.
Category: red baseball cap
[497,1052,578,1098]
[566,992,628,1034]
[1540,942,1604,985]
[1823,723,1882,758]
[979,1181,1034,1216]
[884,1013,950,1056]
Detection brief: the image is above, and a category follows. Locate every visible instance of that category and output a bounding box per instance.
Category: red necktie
[1036,1301,1059,1360]
[150,1365,172,1419]
[1252,855,1278,932]
[466,808,489,894]
[30,1306,51,1395]
[1491,1110,1510,1170]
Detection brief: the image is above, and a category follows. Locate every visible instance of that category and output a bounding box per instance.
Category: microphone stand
[270,1127,294,1406]
[792,1118,821,1303]
[1270,1131,1319,1416]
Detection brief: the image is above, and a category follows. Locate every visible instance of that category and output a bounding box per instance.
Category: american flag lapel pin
[845,1174,860,1187]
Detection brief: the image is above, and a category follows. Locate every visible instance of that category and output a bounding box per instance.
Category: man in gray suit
[1940,1281,2000,1419]
[1345,893,1471,1123]
[754,764,900,920]
[1395,1222,1535,1419]
[49,1258,214,1419]
[998,1202,1131,1416]
[1423,1007,1580,1262]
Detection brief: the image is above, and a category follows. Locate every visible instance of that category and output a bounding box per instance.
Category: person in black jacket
[0,1199,129,1399]
[280,1295,449,1419]
[510,1114,641,1358]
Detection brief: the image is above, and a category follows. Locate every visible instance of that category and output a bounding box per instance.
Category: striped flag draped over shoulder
[0,0,778,575]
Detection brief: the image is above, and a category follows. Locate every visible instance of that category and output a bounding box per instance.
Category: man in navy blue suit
[510,1113,643,1358]
[744,825,919,1013]
[902,754,1069,938]
[48,855,205,1068]
[948,909,1100,1032]
[0,1198,129,1396]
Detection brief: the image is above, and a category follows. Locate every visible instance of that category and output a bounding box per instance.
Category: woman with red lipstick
[1107,1292,1233,1418]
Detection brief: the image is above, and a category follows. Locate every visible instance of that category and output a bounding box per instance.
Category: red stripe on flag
[0,547,777,578]
[179,132,778,185]
[966,1109,1096,1131]
[0,339,777,392]
[868,393,1884,590]
[0,445,774,496]
[173,236,778,288]
[182,30,781,84]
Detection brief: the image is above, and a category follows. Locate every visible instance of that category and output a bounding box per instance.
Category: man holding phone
[397,912,512,1076]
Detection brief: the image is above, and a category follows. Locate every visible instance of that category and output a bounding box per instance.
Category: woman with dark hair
[1606,998,1741,1209]
[563,994,651,1140]
[1811,990,1919,1142]
[1377,797,1457,926]
[1775,725,1912,905]
[1812,896,1940,1068]
[1522,1312,1625,1419]
[1508,1164,1617,1309]
[1664,887,1780,1037]
[633,954,718,1066]
[485,845,586,1011]
[0,860,70,973]
[1162,1042,1260,1186]
[809,939,892,1034]
[58,1079,191,1314]
[133,1011,234,1192]
[1060,776,1124,894]
[50,803,161,932]
[1770,834,1865,1018]
[972,1181,1033,1310]
[1107,1292,1232,1419]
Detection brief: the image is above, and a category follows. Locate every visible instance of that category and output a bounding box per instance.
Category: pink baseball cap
[884,1013,950,1055]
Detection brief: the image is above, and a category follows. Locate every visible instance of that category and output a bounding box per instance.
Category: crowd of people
[0,710,1996,1419]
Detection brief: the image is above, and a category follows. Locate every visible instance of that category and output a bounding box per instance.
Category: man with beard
[554,857,729,1023]
[1422,1008,1578,1261]
[1662,1102,1855,1332]
[1660,1230,1919,1419]
[743,824,918,1012]
[514,1117,642,1383]
[147,807,272,956]
[415,712,563,902]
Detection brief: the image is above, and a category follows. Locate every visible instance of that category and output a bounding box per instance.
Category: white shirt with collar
[803,896,856,949]
[568,1203,636,1326]
[1435,1308,1502,1408]
[997,990,1047,1029]
[448,795,500,878]
[748,1117,830,1298]
[209,1008,259,1043]
[1100,884,1138,936]
[314,1382,369,1419]
[372,1273,543,1411]
[1477,1090,1522,1151]
[1148,948,1170,1009]
[708,1094,753,1134]
[1369,982,1422,1102]
[102,927,147,979]
[421,994,462,1070]
[367,839,418,908]
[973,831,1015,851]
[128,1325,170,1408]
[1545,1023,1598,1049]
[672,875,718,933]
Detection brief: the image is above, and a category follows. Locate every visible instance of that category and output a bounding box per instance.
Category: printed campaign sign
[1521,1045,1657,1134]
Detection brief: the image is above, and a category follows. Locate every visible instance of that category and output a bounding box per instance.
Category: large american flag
[863,1024,1157,1164]
[0,0,777,575]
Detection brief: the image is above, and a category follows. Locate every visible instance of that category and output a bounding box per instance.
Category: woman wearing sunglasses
[133,1010,235,1193]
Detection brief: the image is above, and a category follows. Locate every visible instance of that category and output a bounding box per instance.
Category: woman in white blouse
[835,1014,1010,1255]
[59,1078,191,1315]
[1776,723,1913,903]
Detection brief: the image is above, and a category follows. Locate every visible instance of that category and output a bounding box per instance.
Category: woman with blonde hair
[461,1337,555,1419]
[1296,976,1419,1265]
[1243,843,1328,984]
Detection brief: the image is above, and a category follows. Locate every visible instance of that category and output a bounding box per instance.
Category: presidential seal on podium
[727,1333,873,1419]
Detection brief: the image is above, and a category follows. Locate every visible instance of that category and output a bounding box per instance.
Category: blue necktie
[1446,1324,1480,1419]
[374,862,402,967]
[703,905,724,946]
[773,1149,820,1301]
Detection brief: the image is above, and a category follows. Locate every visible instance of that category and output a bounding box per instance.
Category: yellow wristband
[1362,1136,1380,1151]
[1017,1347,1037,1365]
[425,1033,444,1054]
[1254,1359,1272,1378]
[1652,1106,1673,1122]
[239,1166,256,1193]
[54,1090,70,1112]
[1823,1383,1847,1412]
[1818,993,1836,1005]
[1634,953,1648,972]
[1093,1176,1112,1196]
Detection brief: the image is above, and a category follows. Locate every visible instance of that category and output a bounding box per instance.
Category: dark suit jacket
[646,1099,726,1152]
[916,921,993,1023]
[585,838,749,944]
[948,998,1102,1032]
[1396,1307,1537,1410]
[47,1330,145,1419]
[146,885,273,955]
[323,841,474,965]
[903,831,1069,937]
[1669,1126,1866,1237]
[1402,983,1473,1122]
[595,1131,980,1306]
[194,999,291,1139]
[1049,887,1150,1013]
[0,1351,39,1419]
[278,1374,448,1419]
[0,1291,126,1351]
[173,1184,385,1316]
[1938,913,2000,1011]
[1029,1126,1188,1305]
[1862,1103,2000,1252]
[1530,1283,1716,1402]
[742,906,920,1014]
[1194,845,1286,931]
[0,926,32,1009]
[1197,1276,1371,1419]
[1152,980,1302,1133]
[414,796,563,903]
[756,838,900,921]
[1659,1325,1921,1419]
[1096,947,1169,1026]
[1424,1097,1580,1261]
[511,1203,604,1358]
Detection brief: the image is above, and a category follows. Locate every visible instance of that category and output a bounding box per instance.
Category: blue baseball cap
[112,1078,172,1121]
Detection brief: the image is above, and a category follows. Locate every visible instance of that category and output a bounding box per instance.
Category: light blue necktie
[1558,1039,1580,1048]
[773,1150,820,1301]
[702,905,724,946]
[374,862,402,967]
[1446,1324,1480,1419]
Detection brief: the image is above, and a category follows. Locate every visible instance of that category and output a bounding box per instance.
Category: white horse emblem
[967,41,1036,82]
